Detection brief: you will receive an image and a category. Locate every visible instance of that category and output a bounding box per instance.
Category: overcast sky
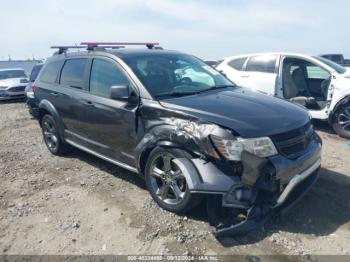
[1,0,349,60]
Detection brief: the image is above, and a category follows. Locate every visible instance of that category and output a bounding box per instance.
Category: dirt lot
[0,101,350,256]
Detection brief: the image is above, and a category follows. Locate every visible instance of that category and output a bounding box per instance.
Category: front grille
[271,122,313,159]
[8,86,25,92]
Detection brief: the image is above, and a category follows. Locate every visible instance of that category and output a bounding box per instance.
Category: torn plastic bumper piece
[216,158,321,237]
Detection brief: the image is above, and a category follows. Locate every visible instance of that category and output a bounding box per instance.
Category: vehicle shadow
[313,119,336,135]
[59,148,350,247]
[217,168,350,246]
[62,148,147,190]
[0,99,26,104]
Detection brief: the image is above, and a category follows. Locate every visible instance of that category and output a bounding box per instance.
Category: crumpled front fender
[172,158,240,193]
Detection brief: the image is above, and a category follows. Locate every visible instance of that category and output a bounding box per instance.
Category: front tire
[41,114,70,155]
[144,147,201,214]
[332,102,350,139]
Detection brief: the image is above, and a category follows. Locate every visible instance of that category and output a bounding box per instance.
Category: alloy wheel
[42,118,58,151]
[338,106,350,135]
[149,153,187,205]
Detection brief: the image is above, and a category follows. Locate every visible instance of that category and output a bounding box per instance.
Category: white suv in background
[216,53,350,138]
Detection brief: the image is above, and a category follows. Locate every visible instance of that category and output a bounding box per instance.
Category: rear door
[56,58,91,138]
[217,57,248,86]
[76,57,139,165]
[241,55,279,95]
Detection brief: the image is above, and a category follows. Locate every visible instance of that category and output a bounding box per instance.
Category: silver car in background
[0,68,29,101]
[25,63,43,117]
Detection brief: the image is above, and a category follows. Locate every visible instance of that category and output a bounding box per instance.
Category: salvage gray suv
[33,42,322,236]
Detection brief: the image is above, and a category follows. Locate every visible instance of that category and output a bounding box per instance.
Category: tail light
[32,84,37,93]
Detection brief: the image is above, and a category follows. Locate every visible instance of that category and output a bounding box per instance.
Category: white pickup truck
[217,53,350,138]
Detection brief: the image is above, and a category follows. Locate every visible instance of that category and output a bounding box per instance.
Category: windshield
[313,56,347,74]
[30,64,43,82]
[0,70,27,80]
[124,54,234,98]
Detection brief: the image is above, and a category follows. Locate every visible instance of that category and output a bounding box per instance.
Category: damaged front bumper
[216,159,320,237]
[173,135,322,236]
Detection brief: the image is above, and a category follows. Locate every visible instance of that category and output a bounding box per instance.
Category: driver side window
[90,59,129,98]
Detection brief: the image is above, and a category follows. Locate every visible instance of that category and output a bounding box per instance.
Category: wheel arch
[137,140,197,176]
[328,95,350,124]
[38,99,65,140]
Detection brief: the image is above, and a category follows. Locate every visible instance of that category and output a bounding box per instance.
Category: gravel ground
[0,101,350,256]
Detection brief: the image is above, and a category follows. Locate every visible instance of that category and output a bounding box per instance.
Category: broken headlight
[211,136,278,161]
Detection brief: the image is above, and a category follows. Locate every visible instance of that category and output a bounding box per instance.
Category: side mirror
[218,70,227,78]
[110,85,129,101]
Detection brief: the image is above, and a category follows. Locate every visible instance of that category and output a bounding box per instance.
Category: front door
[279,56,332,119]
[78,57,139,166]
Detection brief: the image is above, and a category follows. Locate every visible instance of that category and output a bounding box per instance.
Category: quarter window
[89,59,129,98]
[40,61,63,84]
[30,64,43,82]
[60,59,87,89]
[306,65,330,80]
[246,55,277,73]
[228,57,247,71]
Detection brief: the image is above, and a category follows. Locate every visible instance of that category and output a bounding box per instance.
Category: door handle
[50,92,59,97]
[82,101,95,107]
[241,74,250,78]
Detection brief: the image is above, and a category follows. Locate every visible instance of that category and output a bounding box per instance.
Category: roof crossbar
[51,42,161,55]
[80,42,160,50]
[51,45,86,54]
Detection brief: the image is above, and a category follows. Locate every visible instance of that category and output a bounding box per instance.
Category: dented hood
[159,88,310,138]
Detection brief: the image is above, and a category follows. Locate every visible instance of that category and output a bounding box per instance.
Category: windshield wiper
[154,91,201,99]
[154,85,236,99]
[195,84,236,94]
[210,84,236,90]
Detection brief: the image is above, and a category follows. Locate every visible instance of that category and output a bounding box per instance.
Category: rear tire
[41,114,70,155]
[332,102,350,139]
[144,147,202,214]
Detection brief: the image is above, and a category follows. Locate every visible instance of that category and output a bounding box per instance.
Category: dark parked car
[34,43,322,236]
[320,54,350,67]
[25,63,43,117]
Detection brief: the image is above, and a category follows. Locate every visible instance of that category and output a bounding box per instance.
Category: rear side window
[228,57,247,71]
[60,59,87,89]
[246,55,277,73]
[30,64,43,82]
[40,61,63,84]
[89,59,129,98]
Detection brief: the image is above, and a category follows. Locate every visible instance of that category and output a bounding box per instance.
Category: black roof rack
[80,42,160,50]
[92,45,125,51]
[51,45,86,55]
[51,42,161,55]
